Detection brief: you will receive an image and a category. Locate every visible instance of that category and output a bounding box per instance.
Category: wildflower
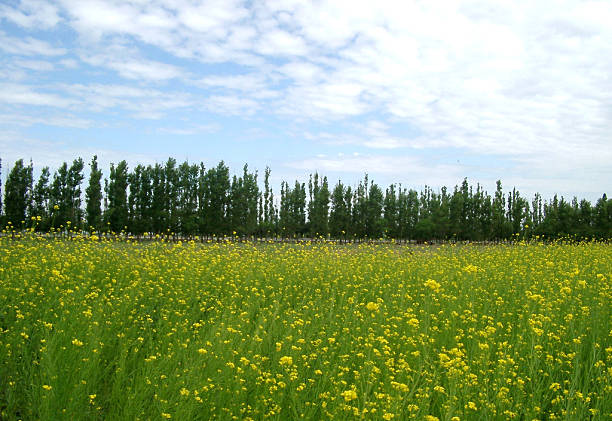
[279,356,293,366]
[433,385,446,394]
[341,389,358,401]
[366,302,379,311]
[424,279,441,292]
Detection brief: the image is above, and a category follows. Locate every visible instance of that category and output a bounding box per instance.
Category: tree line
[1,157,610,241]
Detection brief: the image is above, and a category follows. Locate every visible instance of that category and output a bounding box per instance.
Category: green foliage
[85,156,103,232]
[329,181,350,238]
[30,167,50,230]
[3,159,33,227]
[2,156,611,240]
[2,239,611,420]
[279,180,307,237]
[105,160,129,233]
[307,173,330,237]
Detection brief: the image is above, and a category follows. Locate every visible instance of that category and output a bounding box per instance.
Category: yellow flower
[341,389,358,401]
[424,279,441,292]
[433,385,446,394]
[366,302,379,311]
[42,384,52,391]
[279,356,293,366]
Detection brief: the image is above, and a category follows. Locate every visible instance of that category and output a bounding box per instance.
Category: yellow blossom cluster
[0,237,610,420]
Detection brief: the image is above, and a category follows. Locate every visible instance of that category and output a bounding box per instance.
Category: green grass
[0,238,611,420]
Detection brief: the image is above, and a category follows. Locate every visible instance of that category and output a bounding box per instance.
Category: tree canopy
[1,157,610,241]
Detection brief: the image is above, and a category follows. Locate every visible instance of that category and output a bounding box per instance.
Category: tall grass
[1,238,610,420]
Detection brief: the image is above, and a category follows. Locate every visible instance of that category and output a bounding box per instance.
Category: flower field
[1,238,611,420]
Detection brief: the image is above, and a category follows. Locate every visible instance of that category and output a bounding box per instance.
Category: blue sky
[1,0,611,201]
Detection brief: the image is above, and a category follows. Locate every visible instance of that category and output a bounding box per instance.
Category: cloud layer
[1,0,611,199]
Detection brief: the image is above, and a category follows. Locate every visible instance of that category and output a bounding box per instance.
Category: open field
[0,238,611,420]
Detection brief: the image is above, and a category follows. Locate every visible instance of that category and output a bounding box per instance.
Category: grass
[0,237,611,420]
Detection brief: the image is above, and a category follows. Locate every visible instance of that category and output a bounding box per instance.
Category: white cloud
[82,51,184,81]
[59,58,78,68]
[1,0,611,198]
[255,29,308,56]
[0,82,195,122]
[0,83,74,107]
[157,123,220,135]
[0,113,95,129]
[278,61,323,83]
[14,59,54,71]
[286,152,466,189]
[204,95,259,116]
[0,32,66,56]
[197,73,267,92]
[0,0,61,29]
[0,133,166,178]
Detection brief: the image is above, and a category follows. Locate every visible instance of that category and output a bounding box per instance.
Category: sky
[1,0,611,202]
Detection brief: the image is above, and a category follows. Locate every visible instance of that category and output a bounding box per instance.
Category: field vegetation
[1,237,611,420]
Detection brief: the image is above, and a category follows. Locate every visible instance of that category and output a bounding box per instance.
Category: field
[0,238,611,420]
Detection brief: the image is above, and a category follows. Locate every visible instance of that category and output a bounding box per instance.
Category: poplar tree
[262,167,275,234]
[365,181,384,238]
[3,159,33,226]
[85,156,103,232]
[165,158,179,233]
[67,158,84,228]
[383,184,398,238]
[242,164,259,236]
[329,181,349,238]
[2,154,610,241]
[291,181,307,236]
[507,187,528,235]
[308,173,330,237]
[203,161,230,235]
[594,194,611,238]
[30,167,50,230]
[279,181,290,237]
[151,163,166,233]
[49,164,63,229]
[0,158,3,223]
[577,199,593,238]
[127,164,144,234]
[352,175,368,237]
[105,160,129,233]
[492,180,508,239]
[196,163,207,235]
[176,161,199,236]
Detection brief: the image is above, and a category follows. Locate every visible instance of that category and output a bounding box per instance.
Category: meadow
[0,237,610,420]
